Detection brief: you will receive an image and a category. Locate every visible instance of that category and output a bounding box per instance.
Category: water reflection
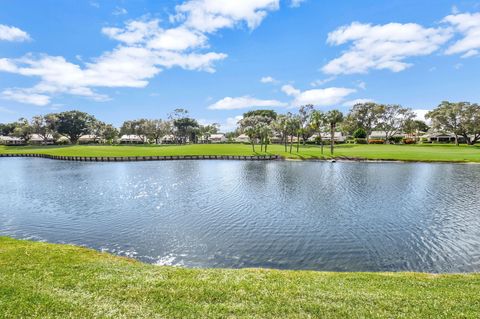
[1,158,479,272]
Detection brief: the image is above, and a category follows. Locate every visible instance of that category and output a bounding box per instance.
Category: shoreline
[1,152,479,164]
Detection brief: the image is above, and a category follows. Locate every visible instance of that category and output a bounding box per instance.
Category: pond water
[1,158,480,272]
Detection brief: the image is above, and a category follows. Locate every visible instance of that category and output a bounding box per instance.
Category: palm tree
[310,110,326,155]
[325,110,344,155]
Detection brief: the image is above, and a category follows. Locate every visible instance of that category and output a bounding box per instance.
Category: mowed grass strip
[0,237,479,318]
[1,143,480,162]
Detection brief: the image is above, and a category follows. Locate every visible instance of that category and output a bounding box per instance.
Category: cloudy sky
[1,0,479,131]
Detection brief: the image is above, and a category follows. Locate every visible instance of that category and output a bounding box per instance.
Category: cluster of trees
[0,109,220,145]
[426,101,480,145]
[1,101,478,149]
[238,103,420,154]
[0,111,117,144]
[119,109,219,144]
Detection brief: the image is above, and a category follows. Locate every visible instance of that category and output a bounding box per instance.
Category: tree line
[1,101,479,149]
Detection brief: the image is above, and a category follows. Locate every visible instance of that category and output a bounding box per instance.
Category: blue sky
[0,0,479,131]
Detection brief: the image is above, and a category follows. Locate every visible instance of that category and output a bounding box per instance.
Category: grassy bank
[0,237,479,318]
[1,143,479,162]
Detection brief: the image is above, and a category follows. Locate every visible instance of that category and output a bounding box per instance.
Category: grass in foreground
[1,143,480,162]
[0,237,479,318]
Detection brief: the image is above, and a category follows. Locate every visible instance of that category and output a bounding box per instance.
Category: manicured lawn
[0,237,479,318]
[1,143,479,162]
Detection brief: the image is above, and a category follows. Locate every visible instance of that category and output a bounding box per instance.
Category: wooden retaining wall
[0,153,281,162]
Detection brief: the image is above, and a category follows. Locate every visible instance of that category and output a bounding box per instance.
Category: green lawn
[1,143,480,162]
[0,237,479,318]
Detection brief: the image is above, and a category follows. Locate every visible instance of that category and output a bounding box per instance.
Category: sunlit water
[1,158,480,272]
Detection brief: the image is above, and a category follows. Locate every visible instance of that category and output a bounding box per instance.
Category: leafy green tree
[0,122,17,136]
[31,114,58,143]
[345,102,383,138]
[298,105,314,145]
[12,118,33,142]
[239,116,259,151]
[426,102,467,145]
[352,128,367,139]
[325,110,344,155]
[377,105,415,144]
[173,117,199,144]
[272,114,289,152]
[309,110,327,154]
[55,111,96,144]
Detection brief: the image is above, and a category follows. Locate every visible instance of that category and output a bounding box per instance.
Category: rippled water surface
[1,158,480,272]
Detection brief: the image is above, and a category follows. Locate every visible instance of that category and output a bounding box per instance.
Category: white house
[368,131,405,140]
[209,134,227,143]
[29,134,55,145]
[79,135,101,144]
[309,132,346,142]
[0,136,25,145]
[235,134,250,143]
[119,135,145,144]
[161,134,175,144]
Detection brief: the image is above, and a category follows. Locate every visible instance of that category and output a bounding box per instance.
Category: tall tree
[298,104,314,145]
[12,118,33,142]
[426,101,466,146]
[309,110,327,154]
[345,102,383,139]
[325,110,344,155]
[55,111,96,144]
[31,114,58,143]
[377,105,415,144]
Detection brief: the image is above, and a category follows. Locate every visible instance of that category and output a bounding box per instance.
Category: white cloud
[290,0,306,8]
[260,76,276,83]
[0,24,30,42]
[281,84,301,96]
[208,96,287,110]
[2,88,50,106]
[222,115,243,131]
[282,84,356,106]
[0,0,286,106]
[413,109,430,122]
[322,22,452,74]
[310,77,335,87]
[174,0,280,33]
[113,7,128,15]
[443,12,480,58]
[356,81,366,90]
[342,98,374,107]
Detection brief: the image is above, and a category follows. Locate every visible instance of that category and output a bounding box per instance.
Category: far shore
[1,143,479,163]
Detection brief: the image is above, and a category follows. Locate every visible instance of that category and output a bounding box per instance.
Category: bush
[353,128,367,139]
[388,136,403,144]
[355,138,368,144]
[368,139,385,144]
[403,138,416,144]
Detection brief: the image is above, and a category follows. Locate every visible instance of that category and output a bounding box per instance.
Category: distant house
[119,135,145,144]
[161,134,175,144]
[368,131,405,140]
[79,135,100,144]
[0,136,25,146]
[235,134,250,143]
[309,132,346,143]
[209,134,227,143]
[29,134,54,145]
[423,132,466,143]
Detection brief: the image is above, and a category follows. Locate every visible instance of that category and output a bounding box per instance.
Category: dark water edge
[1,158,479,273]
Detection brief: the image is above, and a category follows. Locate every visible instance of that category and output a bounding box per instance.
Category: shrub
[403,138,416,144]
[368,139,385,144]
[388,136,403,144]
[353,128,367,139]
[355,138,368,144]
